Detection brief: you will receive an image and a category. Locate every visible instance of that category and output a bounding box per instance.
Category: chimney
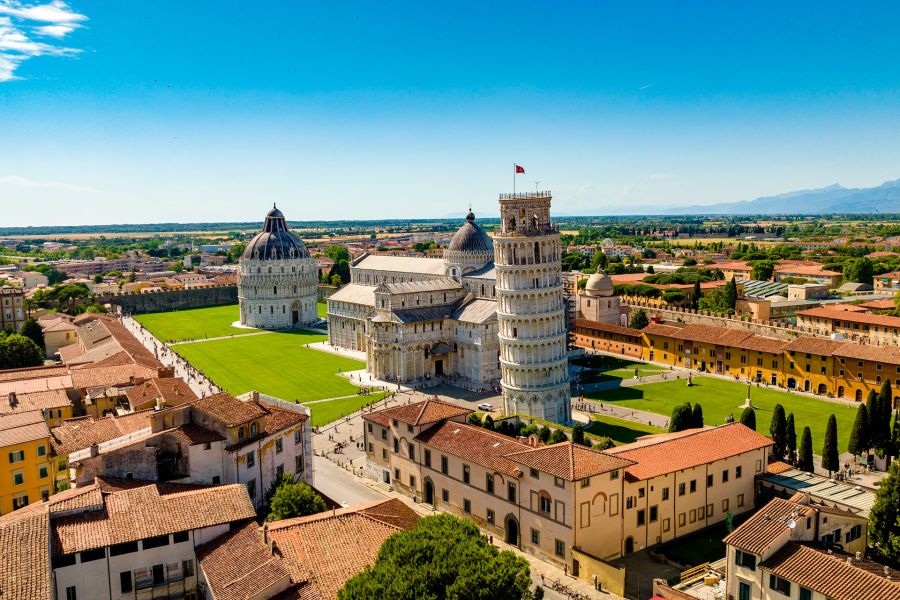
[8,392,17,408]
[251,390,260,402]
[856,551,862,560]
[90,443,99,457]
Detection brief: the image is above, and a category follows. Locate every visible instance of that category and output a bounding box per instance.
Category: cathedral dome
[584,272,614,297]
[448,211,493,254]
[242,205,310,261]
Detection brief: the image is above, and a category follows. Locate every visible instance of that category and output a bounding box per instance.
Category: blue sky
[2,1,900,226]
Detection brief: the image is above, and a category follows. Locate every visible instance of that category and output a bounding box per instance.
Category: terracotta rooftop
[52,481,256,555]
[832,342,900,366]
[760,543,900,600]
[666,323,754,346]
[414,420,529,477]
[227,401,308,451]
[506,442,635,481]
[0,506,50,600]
[266,498,419,600]
[731,335,789,354]
[192,392,267,427]
[50,411,152,455]
[0,388,72,416]
[643,322,686,337]
[775,265,841,276]
[607,423,772,481]
[571,319,642,337]
[723,497,814,555]
[365,398,471,428]
[69,362,160,390]
[125,377,197,411]
[0,410,50,447]
[798,306,900,328]
[783,336,846,357]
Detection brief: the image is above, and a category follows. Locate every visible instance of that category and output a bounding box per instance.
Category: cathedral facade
[327,192,571,422]
[238,206,319,329]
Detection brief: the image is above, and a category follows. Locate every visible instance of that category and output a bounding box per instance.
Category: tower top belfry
[496,191,557,237]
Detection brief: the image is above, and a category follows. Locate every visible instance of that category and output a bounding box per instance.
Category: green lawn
[135,304,257,342]
[574,356,665,384]
[317,302,328,318]
[309,392,389,427]
[173,329,365,403]
[585,414,665,444]
[585,377,858,452]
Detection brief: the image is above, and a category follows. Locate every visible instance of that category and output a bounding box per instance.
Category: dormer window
[250,422,259,436]
[238,426,246,440]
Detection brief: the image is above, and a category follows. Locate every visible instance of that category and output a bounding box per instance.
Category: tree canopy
[821,414,840,476]
[669,403,694,433]
[785,413,797,462]
[628,308,649,330]
[739,406,756,431]
[848,404,870,458]
[769,404,787,460]
[19,318,44,352]
[0,333,44,369]
[798,426,814,473]
[264,478,326,522]
[842,257,874,285]
[338,514,532,600]
[870,460,900,567]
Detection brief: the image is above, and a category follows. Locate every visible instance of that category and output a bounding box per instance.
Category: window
[531,529,540,544]
[637,509,646,526]
[275,439,283,454]
[689,509,697,523]
[152,564,165,586]
[80,547,106,562]
[407,443,415,460]
[638,487,645,498]
[37,445,46,457]
[847,524,863,542]
[120,572,133,594]
[407,424,413,433]
[424,449,431,468]
[678,513,686,526]
[463,465,470,484]
[735,466,742,479]
[409,475,416,488]
[610,470,619,480]
[707,474,713,488]
[678,483,686,496]
[580,477,591,488]
[65,586,77,600]
[690,479,697,493]
[173,531,189,543]
[296,455,305,473]
[381,428,387,440]
[508,482,517,502]
[486,474,495,494]
[650,505,658,523]
[706,503,713,518]
[52,553,76,568]
[769,574,791,596]
[799,587,812,600]
[276,464,284,477]
[183,559,194,577]
[13,471,23,485]
[246,451,255,468]
[735,549,756,570]
[110,541,139,556]
[555,539,565,557]
[143,534,170,549]
[530,467,540,478]
[246,478,256,500]
[626,496,635,509]
[662,517,670,532]
[393,438,399,453]
[722,498,730,512]
[382,448,388,460]
[737,493,745,507]
[295,430,303,445]
[441,455,448,474]
[487,509,495,524]
[442,489,449,502]
[722,469,729,483]
[662,487,669,501]
[464,498,471,513]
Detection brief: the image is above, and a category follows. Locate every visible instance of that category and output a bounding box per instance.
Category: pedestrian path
[168,329,274,346]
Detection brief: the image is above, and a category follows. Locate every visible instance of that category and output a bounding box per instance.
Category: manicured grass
[309,392,389,427]
[317,302,327,318]
[135,304,257,342]
[574,356,664,384]
[585,414,665,444]
[173,329,365,402]
[585,377,858,451]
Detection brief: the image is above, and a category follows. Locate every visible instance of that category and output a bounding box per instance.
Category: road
[312,455,383,507]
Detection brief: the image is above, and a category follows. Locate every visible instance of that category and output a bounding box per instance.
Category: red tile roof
[506,442,635,481]
[0,507,50,600]
[50,411,152,455]
[125,377,197,410]
[364,398,471,428]
[572,319,642,338]
[0,410,50,447]
[760,543,900,600]
[798,306,900,329]
[783,336,845,357]
[724,498,813,554]
[414,421,529,477]
[192,392,267,427]
[607,423,772,481]
[0,388,72,416]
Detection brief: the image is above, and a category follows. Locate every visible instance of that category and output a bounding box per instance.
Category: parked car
[477,403,493,411]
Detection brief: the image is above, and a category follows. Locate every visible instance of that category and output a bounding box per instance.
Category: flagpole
[513,163,516,195]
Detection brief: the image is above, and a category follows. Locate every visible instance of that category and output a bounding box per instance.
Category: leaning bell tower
[494,191,570,424]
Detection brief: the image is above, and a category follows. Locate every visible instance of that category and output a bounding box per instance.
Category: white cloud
[0,174,97,193]
[0,1,86,81]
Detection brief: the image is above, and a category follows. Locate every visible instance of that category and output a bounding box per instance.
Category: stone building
[575,271,624,325]
[494,192,569,423]
[238,205,318,329]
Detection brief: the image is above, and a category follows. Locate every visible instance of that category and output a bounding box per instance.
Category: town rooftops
[798,306,900,328]
[379,277,462,295]
[191,391,268,428]
[0,506,50,600]
[353,254,447,276]
[0,389,72,416]
[50,410,153,455]
[831,342,900,365]
[326,283,377,306]
[414,420,530,477]
[364,398,471,428]
[505,441,635,481]
[665,323,754,346]
[571,319,642,338]
[760,542,900,600]
[783,336,846,356]
[124,377,198,410]
[0,410,50,447]
[723,497,816,555]
[643,322,686,337]
[730,334,789,354]
[759,465,876,517]
[606,423,772,481]
[52,481,256,555]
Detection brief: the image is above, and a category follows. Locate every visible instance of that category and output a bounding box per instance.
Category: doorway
[625,537,635,554]
[435,359,444,377]
[291,310,299,326]
[572,559,580,577]
[505,515,519,545]
[739,581,751,600]
[424,479,434,505]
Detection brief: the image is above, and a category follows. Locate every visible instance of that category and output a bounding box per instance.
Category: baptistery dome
[448,210,493,253]
[242,205,310,261]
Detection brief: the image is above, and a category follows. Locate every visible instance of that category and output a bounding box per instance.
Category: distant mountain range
[662,178,900,215]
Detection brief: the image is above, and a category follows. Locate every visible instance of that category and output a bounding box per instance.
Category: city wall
[102,285,238,314]
[625,302,815,341]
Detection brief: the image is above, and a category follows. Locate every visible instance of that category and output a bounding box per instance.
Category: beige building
[0,287,28,333]
[723,496,898,600]
[363,398,771,591]
[38,314,78,358]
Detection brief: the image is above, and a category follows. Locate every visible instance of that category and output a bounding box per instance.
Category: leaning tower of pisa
[494,191,570,424]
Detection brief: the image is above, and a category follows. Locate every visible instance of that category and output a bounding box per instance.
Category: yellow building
[782,337,842,396]
[0,410,55,515]
[728,336,787,385]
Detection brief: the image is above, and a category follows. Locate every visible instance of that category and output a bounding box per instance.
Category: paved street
[312,456,383,506]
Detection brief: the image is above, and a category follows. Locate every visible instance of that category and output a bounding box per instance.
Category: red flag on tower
[515,164,525,174]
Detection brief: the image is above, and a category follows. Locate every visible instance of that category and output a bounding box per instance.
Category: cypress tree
[669,403,693,433]
[691,403,704,428]
[691,280,701,310]
[739,406,756,431]
[892,410,900,458]
[785,413,797,462]
[876,381,894,455]
[725,277,738,310]
[769,404,787,459]
[822,414,840,477]
[572,424,587,446]
[798,426,814,473]
[847,404,869,458]
[866,389,879,439]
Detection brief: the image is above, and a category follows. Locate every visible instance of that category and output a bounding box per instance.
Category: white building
[238,205,318,329]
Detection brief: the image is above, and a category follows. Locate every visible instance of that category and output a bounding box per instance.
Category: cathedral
[327,192,571,424]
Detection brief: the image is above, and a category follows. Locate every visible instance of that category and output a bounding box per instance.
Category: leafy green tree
[538,426,551,444]
[19,318,44,352]
[691,403,704,428]
[324,245,351,263]
[0,334,44,369]
[669,403,693,433]
[592,437,615,450]
[842,257,874,285]
[628,308,649,330]
[821,414,840,477]
[798,427,814,473]
[467,413,482,427]
[750,260,776,281]
[724,277,738,310]
[893,410,900,458]
[549,429,568,444]
[739,406,756,431]
[572,424,587,446]
[848,404,870,458]
[265,481,326,522]
[876,381,894,456]
[482,415,495,431]
[785,413,797,462]
[691,281,701,310]
[338,514,531,600]
[869,460,900,566]
[769,404,788,460]
[262,472,297,510]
